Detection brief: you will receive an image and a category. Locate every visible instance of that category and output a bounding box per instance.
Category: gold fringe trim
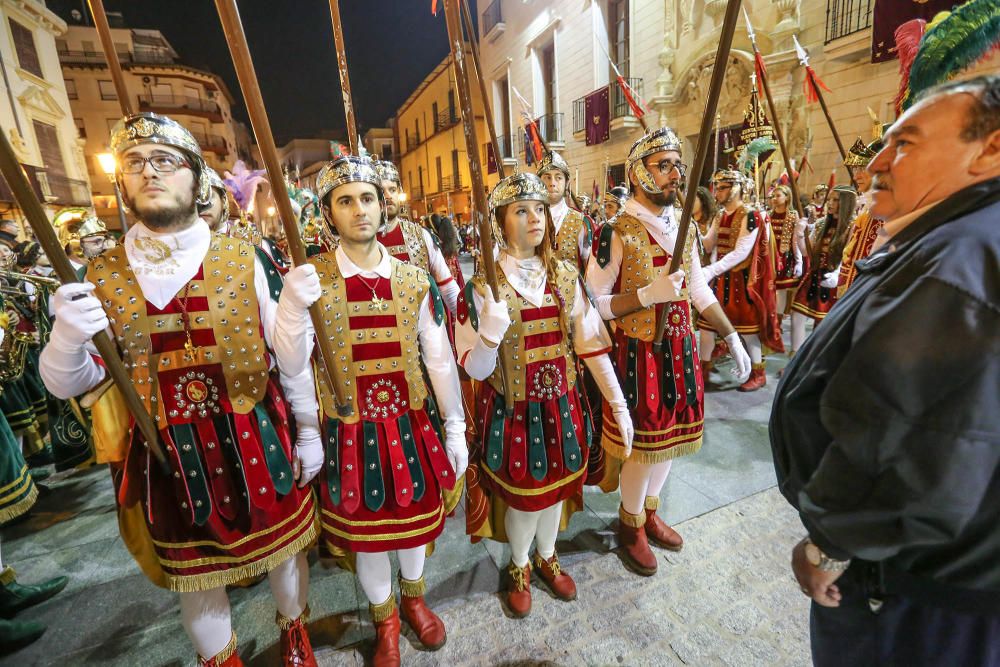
[399,575,426,598]
[200,632,237,665]
[751,362,766,371]
[370,594,396,622]
[165,521,318,593]
[276,605,310,631]
[644,496,659,511]
[619,505,646,528]
[0,481,37,524]
[603,437,703,465]
[0,566,16,585]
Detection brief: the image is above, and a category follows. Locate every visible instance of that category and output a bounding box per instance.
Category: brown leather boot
[505,561,532,618]
[738,363,767,392]
[532,552,577,601]
[399,575,446,650]
[370,597,401,667]
[199,633,244,667]
[700,360,714,385]
[644,496,683,551]
[618,506,657,576]
[276,606,317,667]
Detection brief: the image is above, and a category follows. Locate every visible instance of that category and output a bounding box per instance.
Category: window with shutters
[64,78,77,100]
[435,156,443,193]
[452,149,460,189]
[74,118,86,139]
[33,120,69,202]
[608,0,630,79]
[9,19,43,78]
[99,80,117,101]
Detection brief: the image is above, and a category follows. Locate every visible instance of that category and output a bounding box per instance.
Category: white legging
[776,289,795,317]
[699,330,763,365]
[790,312,810,354]
[504,501,564,568]
[620,459,673,516]
[356,546,427,606]
[179,551,309,660]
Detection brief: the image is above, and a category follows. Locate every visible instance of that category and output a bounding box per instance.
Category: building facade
[0,0,91,221]
[57,19,245,228]
[474,0,1000,199]
[394,52,489,224]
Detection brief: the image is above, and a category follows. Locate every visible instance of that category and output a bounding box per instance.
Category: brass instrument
[0,269,60,291]
[0,320,32,382]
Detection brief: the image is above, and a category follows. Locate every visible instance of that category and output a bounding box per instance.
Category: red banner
[871,0,956,63]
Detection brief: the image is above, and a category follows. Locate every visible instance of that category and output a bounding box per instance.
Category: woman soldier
[456,172,633,617]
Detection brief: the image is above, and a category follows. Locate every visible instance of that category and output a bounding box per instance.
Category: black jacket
[770,177,1000,613]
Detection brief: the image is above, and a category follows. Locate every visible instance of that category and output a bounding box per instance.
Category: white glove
[280,264,321,314]
[293,419,323,487]
[612,404,634,459]
[793,257,804,278]
[478,294,511,346]
[724,331,752,383]
[637,269,686,306]
[50,282,109,350]
[445,430,469,480]
[820,271,839,289]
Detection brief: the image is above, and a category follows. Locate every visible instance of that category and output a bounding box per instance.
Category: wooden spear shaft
[460,0,505,179]
[653,0,743,351]
[0,130,167,468]
[214,0,353,417]
[442,0,512,414]
[87,0,133,115]
[327,0,359,155]
[806,69,856,188]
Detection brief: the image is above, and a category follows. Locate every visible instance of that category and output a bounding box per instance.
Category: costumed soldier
[373,159,461,314]
[697,169,783,392]
[603,185,629,224]
[198,166,236,234]
[587,128,752,575]
[834,137,884,296]
[271,155,468,667]
[768,184,803,320]
[0,295,68,654]
[457,172,632,616]
[39,112,322,667]
[805,183,828,220]
[789,185,856,355]
[536,150,595,270]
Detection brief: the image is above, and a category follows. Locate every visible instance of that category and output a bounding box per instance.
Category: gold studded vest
[87,235,269,424]
[473,260,578,402]
[378,219,430,272]
[614,214,695,342]
[715,205,752,271]
[554,208,590,269]
[308,252,431,424]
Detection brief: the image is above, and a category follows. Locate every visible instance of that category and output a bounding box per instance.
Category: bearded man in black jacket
[770,74,1000,667]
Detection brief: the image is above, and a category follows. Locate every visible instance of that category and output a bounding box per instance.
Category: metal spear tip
[793,35,809,65]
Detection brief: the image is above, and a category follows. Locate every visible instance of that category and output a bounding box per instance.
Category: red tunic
[793,219,839,320]
[771,210,800,290]
[700,208,761,333]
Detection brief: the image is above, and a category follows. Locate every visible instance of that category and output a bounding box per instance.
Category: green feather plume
[903,0,1000,110]
[737,136,777,173]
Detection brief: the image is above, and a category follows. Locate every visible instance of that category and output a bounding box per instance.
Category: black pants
[811,565,1000,667]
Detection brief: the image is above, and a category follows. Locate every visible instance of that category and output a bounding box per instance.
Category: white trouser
[356,546,427,606]
[699,331,763,365]
[791,312,810,354]
[620,459,673,516]
[504,501,564,568]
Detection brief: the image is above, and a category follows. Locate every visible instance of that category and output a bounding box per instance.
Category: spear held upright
[86,0,132,115]
[327,0,359,155]
[214,0,353,417]
[653,0,743,351]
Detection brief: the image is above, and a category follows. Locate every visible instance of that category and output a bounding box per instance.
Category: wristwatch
[804,538,851,572]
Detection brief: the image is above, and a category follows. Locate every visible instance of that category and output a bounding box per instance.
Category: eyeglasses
[646,159,687,177]
[119,154,190,175]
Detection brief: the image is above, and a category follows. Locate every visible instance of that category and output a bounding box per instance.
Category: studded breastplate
[87,235,269,425]
[554,209,589,269]
[715,206,752,271]
[308,253,431,424]
[378,219,430,272]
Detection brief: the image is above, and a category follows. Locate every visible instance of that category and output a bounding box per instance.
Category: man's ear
[969,128,1000,176]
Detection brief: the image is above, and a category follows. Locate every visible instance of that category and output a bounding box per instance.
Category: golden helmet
[54,207,107,259]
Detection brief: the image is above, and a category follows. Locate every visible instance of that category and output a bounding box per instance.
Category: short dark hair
[919,74,1000,141]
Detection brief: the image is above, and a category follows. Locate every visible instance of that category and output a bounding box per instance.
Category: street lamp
[97,152,129,233]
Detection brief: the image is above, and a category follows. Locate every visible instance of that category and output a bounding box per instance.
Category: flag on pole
[585,87,610,146]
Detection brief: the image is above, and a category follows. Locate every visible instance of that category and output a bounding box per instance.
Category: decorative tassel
[616,75,646,118]
[803,66,832,105]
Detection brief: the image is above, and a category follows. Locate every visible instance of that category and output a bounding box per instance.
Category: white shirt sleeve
[455,286,499,381]
[704,225,759,279]
[571,282,612,357]
[254,255,279,355]
[585,228,624,321]
[422,228,459,314]
[687,246,718,313]
[578,224,593,269]
[279,366,319,428]
[417,292,465,441]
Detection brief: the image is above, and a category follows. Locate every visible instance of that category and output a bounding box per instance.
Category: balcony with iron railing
[572,78,644,134]
[37,172,91,207]
[191,131,229,155]
[138,94,222,120]
[482,0,504,41]
[406,134,422,152]
[494,133,517,162]
[433,109,460,134]
[57,48,177,66]
[411,185,425,200]
[439,175,463,192]
[825,0,873,44]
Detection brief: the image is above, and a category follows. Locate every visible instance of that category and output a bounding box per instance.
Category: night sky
[49,0,463,144]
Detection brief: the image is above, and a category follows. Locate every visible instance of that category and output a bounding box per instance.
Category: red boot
[644,497,683,551]
[738,363,767,392]
[276,606,317,667]
[532,552,577,601]
[505,561,532,618]
[399,575,446,650]
[199,633,244,667]
[711,340,727,361]
[618,506,657,576]
[370,597,401,667]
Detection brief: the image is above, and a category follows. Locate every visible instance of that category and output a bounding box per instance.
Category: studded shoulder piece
[596,223,617,268]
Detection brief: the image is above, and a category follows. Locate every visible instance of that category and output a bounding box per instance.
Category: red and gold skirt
[697,269,760,334]
[792,268,837,320]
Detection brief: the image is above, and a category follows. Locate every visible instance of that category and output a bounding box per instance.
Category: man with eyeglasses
[587,128,751,576]
[39,112,321,666]
[696,169,783,392]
